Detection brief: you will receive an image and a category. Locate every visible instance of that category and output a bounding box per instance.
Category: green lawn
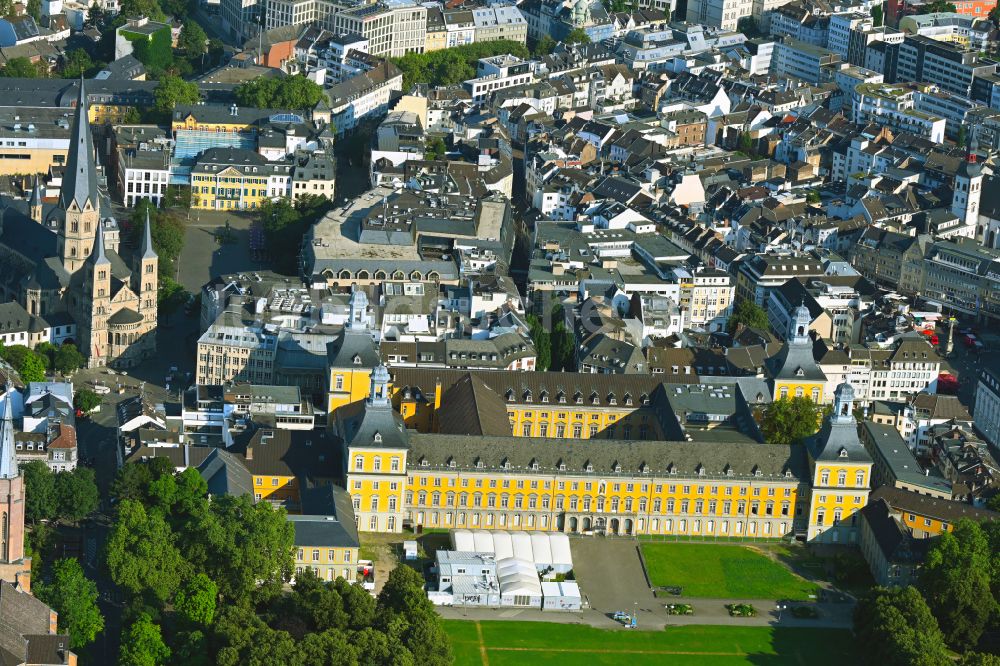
[641,543,819,600]
[444,620,855,666]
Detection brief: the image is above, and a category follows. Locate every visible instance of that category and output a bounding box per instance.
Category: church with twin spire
[0,79,158,368]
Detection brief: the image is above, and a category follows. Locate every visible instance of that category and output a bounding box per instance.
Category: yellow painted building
[190,148,292,210]
[289,484,361,582]
[326,290,379,414]
[804,383,873,543]
[338,365,810,536]
[768,303,827,403]
[871,485,997,538]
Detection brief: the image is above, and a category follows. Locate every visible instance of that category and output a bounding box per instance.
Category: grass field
[641,543,819,599]
[444,620,856,665]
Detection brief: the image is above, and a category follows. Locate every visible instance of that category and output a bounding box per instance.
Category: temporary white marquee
[449,530,573,573]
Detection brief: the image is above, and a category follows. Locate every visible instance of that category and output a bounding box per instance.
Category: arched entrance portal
[569,517,578,532]
[582,517,592,531]
[624,518,634,535]
[610,518,620,534]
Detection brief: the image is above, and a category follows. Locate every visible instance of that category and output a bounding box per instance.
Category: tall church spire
[59,76,99,212]
[0,386,16,480]
[141,208,157,260]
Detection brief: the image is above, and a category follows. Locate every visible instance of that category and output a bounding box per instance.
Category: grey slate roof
[291,483,360,548]
[197,447,254,497]
[407,433,808,480]
[60,78,99,212]
[327,329,380,369]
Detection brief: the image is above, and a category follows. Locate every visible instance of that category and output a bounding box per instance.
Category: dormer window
[476,458,484,469]
[506,389,514,402]
[557,391,566,404]
[448,457,457,468]
[373,432,382,443]
[590,391,599,405]
[839,448,848,458]
[420,457,429,467]
[586,463,594,473]
[502,458,511,470]
[540,390,549,403]
[531,460,539,471]
[607,393,616,405]
[613,462,622,473]
[784,469,793,478]
[558,459,566,471]
[795,368,804,377]
[353,354,361,365]
[753,467,763,477]
[524,390,532,403]
[640,393,649,405]
[624,393,632,406]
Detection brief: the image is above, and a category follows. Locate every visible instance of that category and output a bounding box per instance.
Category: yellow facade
[294,544,359,582]
[808,462,872,542]
[191,168,273,210]
[899,511,953,536]
[393,375,665,440]
[89,104,138,125]
[252,473,298,504]
[171,112,256,134]
[774,380,825,403]
[0,148,65,177]
[345,447,408,533]
[328,366,374,414]
[401,469,804,537]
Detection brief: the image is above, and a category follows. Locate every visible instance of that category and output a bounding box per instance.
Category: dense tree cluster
[857,519,1000,660]
[104,459,449,666]
[21,461,100,525]
[234,76,325,110]
[35,558,105,650]
[0,343,47,382]
[153,75,201,115]
[128,199,188,312]
[760,397,824,446]
[727,299,769,334]
[392,41,531,90]
[257,195,333,275]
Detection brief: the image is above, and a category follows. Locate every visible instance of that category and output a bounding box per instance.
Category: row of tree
[526,307,575,372]
[0,342,86,383]
[234,76,326,111]
[392,41,531,90]
[856,519,1000,664]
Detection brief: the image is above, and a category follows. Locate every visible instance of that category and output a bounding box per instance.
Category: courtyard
[640,543,820,600]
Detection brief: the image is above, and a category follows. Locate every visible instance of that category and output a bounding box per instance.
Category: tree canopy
[853,586,951,666]
[727,299,769,334]
[74,388,102,414]
[761,397,822,446]
[119,614,171,666]
[234,75,324,110]
[920,519,997,650]
[526,314,551,371]
[35,558,104,649]
[20,463,99,524]
[153,75,200,114]
[564,28,591,44]
[130,198,186,278]
[256,196,333,275]
[391,41,530,90]
[0,344,47,383]
[62,49,96,79]
[0,57,47,78]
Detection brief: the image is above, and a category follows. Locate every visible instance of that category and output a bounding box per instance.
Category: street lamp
[776,603,787,623]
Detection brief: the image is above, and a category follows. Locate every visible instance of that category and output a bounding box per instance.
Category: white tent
[510,531,533,562]
[451,530,475,552]
[491,530,514,560]
[497,557,543,608]
[530,533,552,567]
[548,534,573,573]
[450,530,574,573]
[473,531,495,554]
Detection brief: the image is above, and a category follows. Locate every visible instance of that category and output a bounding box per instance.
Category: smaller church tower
[84,223,112,364]
[28,176,42,224]
[137,209,158,331]
[789,301,811,345]
[953,137,984,237]
[347,287,369,330]
[0,386,28,587]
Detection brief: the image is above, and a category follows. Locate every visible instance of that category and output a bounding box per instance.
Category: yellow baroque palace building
[767,303,827,403]
[325,288,869,541]
[331,363,871,543]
